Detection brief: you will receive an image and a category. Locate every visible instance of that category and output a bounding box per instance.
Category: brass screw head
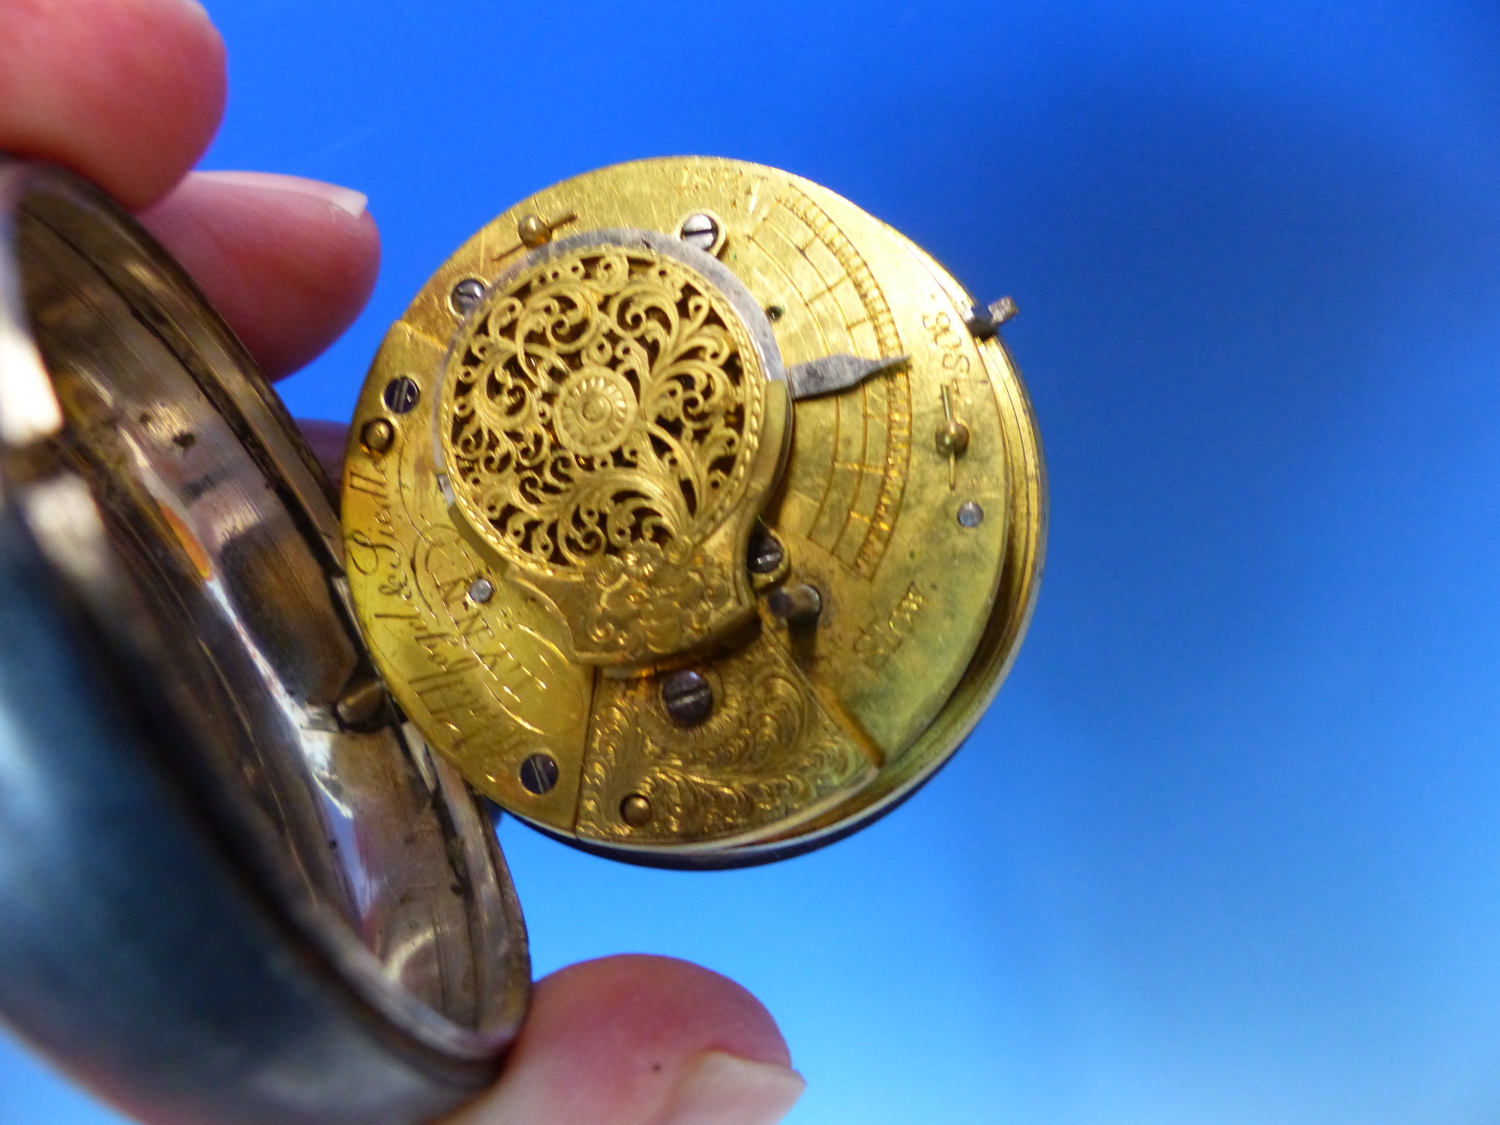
[517,214,552,248]
[620,794,653,827]
[360,418,395,454]
[935,419,971,456]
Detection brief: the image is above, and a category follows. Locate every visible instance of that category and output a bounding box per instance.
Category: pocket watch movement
[342,158,1045,866]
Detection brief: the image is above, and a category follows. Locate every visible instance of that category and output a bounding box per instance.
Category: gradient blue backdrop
[5,1,1500,1122]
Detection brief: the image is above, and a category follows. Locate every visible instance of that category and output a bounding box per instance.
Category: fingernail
[168,0,215,25]
[653,1051,806,1125]
[193,171,368,218]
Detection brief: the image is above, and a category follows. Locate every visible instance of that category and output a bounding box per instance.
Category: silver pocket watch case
[0,160,529,1125]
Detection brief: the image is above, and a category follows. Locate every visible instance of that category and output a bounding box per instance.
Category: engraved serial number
[678,162,772,216]
[922,310,972,375]
[854,581,926,671]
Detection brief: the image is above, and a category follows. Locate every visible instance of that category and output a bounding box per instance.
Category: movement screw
[679,213,720,253]
[964,296,1019,340]
[746,527,785,575]
[450,278,486,316]
[935,418,971,457]
[661,670,714,726]
[382,376,421,415]
[519,753,560,795]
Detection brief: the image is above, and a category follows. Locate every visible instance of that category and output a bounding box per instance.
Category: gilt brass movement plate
[342,158,1045,866]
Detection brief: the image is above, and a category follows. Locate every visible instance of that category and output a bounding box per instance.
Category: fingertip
[444,955,798,1125]
[141,172,381,378]
[0,0,226,208]
[534,955,792,1069]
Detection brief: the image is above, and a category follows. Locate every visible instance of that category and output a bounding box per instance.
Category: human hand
[0,1,805,1122]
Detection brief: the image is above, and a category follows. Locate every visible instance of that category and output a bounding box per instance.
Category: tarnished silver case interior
[0,161,528,1125]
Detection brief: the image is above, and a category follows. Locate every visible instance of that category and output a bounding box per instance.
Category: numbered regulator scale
[343,157,1045,866]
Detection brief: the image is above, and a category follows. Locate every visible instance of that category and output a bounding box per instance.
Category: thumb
[441,955,805,1125]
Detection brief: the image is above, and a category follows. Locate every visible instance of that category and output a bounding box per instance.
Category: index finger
[0,0,225,209]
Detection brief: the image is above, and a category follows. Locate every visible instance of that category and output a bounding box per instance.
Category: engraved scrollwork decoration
[577,640,876,844]
[441,245,766,658]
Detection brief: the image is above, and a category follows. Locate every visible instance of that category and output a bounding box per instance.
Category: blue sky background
[5,1,1500,1122]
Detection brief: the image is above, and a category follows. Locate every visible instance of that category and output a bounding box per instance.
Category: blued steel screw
[519,753,559,795]
[679,213,720,252]
[661,670,714,726]
[746,527,785,575]
[383,376,420,415]
[957,500,985,528]
[450,278,485,316]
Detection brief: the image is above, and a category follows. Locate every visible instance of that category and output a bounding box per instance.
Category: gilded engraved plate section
[439,244,767,666]
[574,633,876,847]
[782,234,1009,760]
[757,258,1046,850]
[344,324,594,828]
[732,178,1006,762]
